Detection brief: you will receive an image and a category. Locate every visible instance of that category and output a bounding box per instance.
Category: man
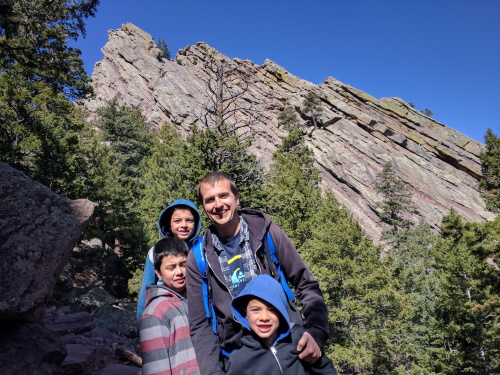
[186,172,329,375]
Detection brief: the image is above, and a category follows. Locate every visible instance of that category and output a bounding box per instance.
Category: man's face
[155,254,187,293]
[246,297,280,346]
[170,208,195,240]
[199,179,240,229]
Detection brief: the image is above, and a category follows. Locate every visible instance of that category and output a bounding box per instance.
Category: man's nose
[214,197,223,207]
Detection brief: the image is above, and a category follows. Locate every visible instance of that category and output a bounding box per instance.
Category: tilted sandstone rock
[0,162,95,320]
[86,23,496,240]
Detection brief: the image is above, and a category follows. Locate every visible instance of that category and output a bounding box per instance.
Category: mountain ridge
[85,23,495,240]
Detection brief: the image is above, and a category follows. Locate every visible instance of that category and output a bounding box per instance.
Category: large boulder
[0,162,95,321]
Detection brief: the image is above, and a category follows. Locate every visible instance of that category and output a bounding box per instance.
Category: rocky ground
[43,305,141,375]
[46,240,143,374]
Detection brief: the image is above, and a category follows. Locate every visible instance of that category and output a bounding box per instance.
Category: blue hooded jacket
[137,199,202,326]
[231,274,290,344]
[227,275,336,375]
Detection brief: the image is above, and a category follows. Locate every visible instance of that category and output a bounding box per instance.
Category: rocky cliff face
[86,23,496,240]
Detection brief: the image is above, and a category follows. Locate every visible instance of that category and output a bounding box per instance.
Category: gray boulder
[0,162,95,321]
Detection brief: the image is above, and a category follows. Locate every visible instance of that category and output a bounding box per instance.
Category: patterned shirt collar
[211,215,250,250]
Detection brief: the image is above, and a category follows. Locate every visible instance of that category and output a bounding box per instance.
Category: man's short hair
[197,171,239,203]
[153,237,189,270]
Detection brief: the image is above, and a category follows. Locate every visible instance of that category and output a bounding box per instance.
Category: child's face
[155,254,187,293]
[170,208,195,240]
[246,297,280,346]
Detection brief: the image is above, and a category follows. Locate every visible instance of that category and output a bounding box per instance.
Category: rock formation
[0,162,95,321]
[86,23,496,240]
[0,162,141,374]
[0,162,94,372]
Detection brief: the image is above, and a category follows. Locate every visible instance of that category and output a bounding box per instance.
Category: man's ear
[236,195,240,206]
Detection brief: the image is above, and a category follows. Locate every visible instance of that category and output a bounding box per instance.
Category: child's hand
[297,331,321,363]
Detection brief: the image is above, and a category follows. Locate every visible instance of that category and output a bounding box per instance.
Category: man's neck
[214,218,241,242]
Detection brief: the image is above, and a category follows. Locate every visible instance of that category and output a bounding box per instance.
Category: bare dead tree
[196,48,264,139]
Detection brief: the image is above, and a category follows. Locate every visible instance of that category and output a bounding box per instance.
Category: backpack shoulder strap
[264,231,296,301]
[192,236,206,273]
[191,236,217,333]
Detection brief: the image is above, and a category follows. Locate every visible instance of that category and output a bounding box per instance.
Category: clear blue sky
[73,0,500,143]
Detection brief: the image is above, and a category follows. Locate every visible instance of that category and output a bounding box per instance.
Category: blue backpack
[191,232,295,333]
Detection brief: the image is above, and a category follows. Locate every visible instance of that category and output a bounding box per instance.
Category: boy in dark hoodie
[227,275,336,375]
[139,237,200,375]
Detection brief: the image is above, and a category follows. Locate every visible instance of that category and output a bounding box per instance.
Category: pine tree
[302,92,323,128]
[96,96,154,179]
[80,98,155,268]
[277,106,300,131]
[137,124,196,247]
[81,138,132,250]
[300,191,407,374]
[385,221,444,373]
[432,211,500,374]
[374,162,416,246]
[0,0,98,196]
[479,128,500,213]
[156,38,171,59]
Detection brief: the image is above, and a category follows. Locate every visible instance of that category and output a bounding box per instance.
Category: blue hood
[231,275,290,343]
[157,199,202,248]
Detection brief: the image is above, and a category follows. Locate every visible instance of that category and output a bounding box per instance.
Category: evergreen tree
[137,124,195,247]
[300,191,407,374]
[302,92,323,128]
[374,162,416,245]
[80,98,154,269]
[81,138,132,250]
[422,108,434,117]
[0,0,98,196]
[479,128,500,213]
[0,0,98,99]
[385,222,445,373]
[96,96,154,179]
[156,37,171,59]
[277,106,300,131]
[432,211,500,374]
[263,115,320,247]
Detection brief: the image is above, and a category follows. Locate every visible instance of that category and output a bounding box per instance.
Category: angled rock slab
[45,311,96,336]
[55,343,98,374]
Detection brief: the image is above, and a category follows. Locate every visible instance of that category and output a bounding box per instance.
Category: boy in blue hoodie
[137,199,202,326]
[226,275,336,375]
